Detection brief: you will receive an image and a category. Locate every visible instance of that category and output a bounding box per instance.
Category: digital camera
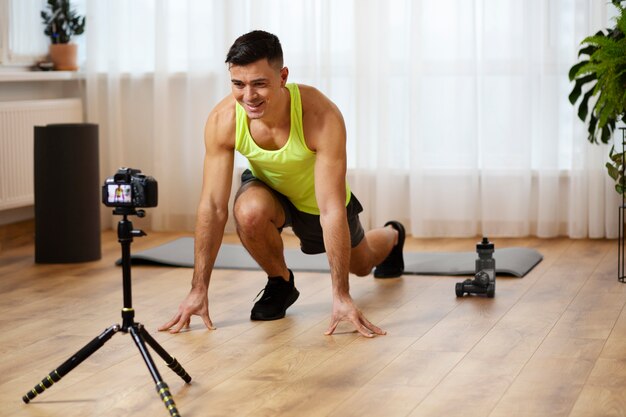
[102,167,158,208]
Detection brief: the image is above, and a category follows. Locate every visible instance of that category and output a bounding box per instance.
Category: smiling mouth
[246,101,264,111]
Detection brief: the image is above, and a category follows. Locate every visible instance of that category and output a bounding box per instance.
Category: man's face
[229,59,288,120]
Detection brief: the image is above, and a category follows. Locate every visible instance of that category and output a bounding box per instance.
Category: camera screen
[107,184,132,204]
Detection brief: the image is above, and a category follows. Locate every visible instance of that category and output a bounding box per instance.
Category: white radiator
[0,98,83,210]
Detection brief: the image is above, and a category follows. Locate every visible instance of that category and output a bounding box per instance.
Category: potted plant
[569,0,626,196]
[40,0,86,71]
[570,0,626,281]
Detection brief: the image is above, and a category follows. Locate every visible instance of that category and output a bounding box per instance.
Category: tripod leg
[22,324,120,403]
[138,325,192,383]
[129,326,181,417]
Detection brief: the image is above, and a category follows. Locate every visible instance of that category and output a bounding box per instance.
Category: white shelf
[0,71,84,82]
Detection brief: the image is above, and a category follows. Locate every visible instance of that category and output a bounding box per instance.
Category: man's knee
[234,185,284,234]
[350,241,375,277]
[350,262,373,277]
[234,197,271,231]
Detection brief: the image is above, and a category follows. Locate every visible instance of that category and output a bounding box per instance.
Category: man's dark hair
[225,30,283,69]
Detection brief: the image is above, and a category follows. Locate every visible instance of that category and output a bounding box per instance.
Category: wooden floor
[1,231,625,417]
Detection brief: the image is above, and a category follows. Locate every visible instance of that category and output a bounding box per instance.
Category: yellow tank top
[235,83,350,215]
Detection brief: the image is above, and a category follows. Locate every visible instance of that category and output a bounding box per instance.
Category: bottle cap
[477,237,494,250]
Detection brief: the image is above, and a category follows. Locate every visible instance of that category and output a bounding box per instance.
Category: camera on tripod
[102,167,158,208]
[24,166,190,417]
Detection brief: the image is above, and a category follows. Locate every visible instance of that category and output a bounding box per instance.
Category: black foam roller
[34,123,101,263]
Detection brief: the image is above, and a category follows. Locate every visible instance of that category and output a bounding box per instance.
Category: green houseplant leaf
[41,0,86,44]
[569,1,626,195]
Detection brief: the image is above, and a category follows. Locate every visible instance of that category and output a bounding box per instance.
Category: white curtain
[84,0,621,238]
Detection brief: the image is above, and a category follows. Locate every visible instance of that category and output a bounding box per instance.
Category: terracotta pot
[49,43,78,71]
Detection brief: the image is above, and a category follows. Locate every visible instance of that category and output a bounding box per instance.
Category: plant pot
[49,43,78,71]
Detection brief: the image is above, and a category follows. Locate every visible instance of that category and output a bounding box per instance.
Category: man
[159,30,405,338]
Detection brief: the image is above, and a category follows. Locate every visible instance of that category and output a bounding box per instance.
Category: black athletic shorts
[239,169,365,254]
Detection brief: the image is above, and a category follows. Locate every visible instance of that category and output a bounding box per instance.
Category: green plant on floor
[40,0,86,44]
[569,0,626,195]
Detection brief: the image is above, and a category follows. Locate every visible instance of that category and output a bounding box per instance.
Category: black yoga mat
[34,123,101,263]
[123,237,542,277]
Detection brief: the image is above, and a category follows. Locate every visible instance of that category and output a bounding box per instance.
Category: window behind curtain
[1,0,85,66]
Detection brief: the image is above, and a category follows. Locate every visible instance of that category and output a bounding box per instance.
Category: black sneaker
[251,269,300,321]
[373,221,405,278]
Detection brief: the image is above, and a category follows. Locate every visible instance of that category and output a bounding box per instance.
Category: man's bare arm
[304,86,386,338]
[159,98,235,333]
[312,100,351,297]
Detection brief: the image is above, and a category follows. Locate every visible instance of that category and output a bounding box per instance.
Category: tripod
[22,207,191,417]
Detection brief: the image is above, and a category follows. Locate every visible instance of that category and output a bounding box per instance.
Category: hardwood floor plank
[1,232,623,417]
[487,239,618,417]
[327,349,466,417]
[489,336,605,417]
[402,239,610,417]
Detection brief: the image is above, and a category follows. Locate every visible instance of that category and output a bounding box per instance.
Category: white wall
[0,75,85,226]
